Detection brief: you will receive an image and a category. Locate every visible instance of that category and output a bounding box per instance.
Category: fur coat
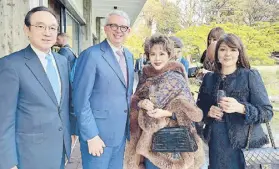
[124,62,205,169]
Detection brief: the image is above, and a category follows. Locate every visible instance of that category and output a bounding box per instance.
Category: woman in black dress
[197,34,273,169]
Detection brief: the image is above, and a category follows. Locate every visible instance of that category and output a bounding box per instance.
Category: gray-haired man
[73,10,134,169]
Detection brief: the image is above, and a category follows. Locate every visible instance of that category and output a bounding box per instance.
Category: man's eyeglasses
[106,24,129,32]
[30,24,58,33]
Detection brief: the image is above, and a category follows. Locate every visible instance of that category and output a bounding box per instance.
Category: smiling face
[217,42,239,70]
[24,11,58,53]
[149,44,170,71]
[104,14,130,48]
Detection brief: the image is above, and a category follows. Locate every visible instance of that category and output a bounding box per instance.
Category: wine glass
[216,90,226,121]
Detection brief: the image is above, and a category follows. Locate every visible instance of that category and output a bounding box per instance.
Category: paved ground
[65,139,279,169]
[65,139,82,169]
[64,139,209,169]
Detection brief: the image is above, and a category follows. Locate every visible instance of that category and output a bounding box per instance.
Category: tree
[177,0,204,27]
[174,22,279,65]
[202,0,279,25]
[140,0,182,34]
[242,0,279,25]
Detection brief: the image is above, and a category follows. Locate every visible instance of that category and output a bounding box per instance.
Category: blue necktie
[45,54,60,103]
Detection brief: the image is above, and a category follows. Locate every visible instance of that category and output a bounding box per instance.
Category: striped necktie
[116,50,127,85]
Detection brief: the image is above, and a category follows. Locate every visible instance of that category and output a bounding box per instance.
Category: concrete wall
[68,0,83,17]
[0,0,30,57]
[0,0,95,57]
[80,0,94,51]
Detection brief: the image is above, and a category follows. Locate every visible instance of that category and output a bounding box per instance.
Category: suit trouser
[80,136,126,169]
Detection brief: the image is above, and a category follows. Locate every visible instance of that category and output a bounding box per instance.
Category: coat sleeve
[196,73,214,124]
[166,97,203,124]
[67,58,78,136]
[0,57,19,169]
[58,48,70,60]
[242,69,273,124]
[73,49,99,141]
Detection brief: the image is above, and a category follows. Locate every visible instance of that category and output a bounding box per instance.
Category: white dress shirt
[30,45,62,99]
[107,40,124,62]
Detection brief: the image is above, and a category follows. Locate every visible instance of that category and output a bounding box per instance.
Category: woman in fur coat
[124,33,205,169]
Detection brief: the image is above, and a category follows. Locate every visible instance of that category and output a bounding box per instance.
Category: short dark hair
[144,33,174,60]
[214,33,250,73]
[24,6,57,27]
[207,27,225,46]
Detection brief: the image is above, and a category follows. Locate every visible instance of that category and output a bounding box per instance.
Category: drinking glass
[216,90,226,121]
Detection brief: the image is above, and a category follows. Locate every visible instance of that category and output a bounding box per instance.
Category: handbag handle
[245,122,276,150]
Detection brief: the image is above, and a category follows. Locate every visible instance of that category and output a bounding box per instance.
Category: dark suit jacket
[197,68,273,149]
[0,45,71,169]
[58,44,76,69]
[134,58,147,72]
[58,44,78,135]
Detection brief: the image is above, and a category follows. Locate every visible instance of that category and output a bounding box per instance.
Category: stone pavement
[65,139,82,169]
[64,138,278,169]
[64,138,209,169]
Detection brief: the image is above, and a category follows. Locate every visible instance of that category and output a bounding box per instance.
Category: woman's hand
[208,105,223,120]
[219,97,245,114]
[146,109,172,118]
[138,99,154,111]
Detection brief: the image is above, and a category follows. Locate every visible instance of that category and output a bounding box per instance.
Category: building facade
[0,0,146,57]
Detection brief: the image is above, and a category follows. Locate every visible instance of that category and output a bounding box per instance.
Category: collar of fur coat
[143,61,186,78]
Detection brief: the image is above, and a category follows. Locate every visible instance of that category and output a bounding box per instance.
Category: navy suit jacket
[73,40,134,146]
[134,58,147,72]
[58,44,76,69]
[58,44,78,135]
[0,45,71,169]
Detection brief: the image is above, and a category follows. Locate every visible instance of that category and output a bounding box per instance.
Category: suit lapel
[100,40,127,87]
[24,45,58,106]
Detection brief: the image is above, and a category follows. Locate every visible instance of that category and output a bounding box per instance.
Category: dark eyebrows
[33,21,58,27]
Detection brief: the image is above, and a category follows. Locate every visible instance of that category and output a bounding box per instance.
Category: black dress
[197,68,273,169]
[208,77,245,169]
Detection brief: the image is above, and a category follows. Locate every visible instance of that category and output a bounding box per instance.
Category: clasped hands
[138,99,172,118]
[208,97,245,120]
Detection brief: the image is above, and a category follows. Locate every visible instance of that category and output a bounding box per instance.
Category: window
[65,12,80,54]
[96,17,106,43]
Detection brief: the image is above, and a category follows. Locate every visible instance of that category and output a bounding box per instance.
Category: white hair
[105,10,131,26]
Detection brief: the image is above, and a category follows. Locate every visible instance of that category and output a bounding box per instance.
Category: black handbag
[151,126,198,152]
[242,122,279,166]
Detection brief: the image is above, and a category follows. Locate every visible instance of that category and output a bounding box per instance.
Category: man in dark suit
[134,53,147,74]
[73,10,134,169]
[57,33,77,69]
[57,32,78,145]
[0,6,71,169]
